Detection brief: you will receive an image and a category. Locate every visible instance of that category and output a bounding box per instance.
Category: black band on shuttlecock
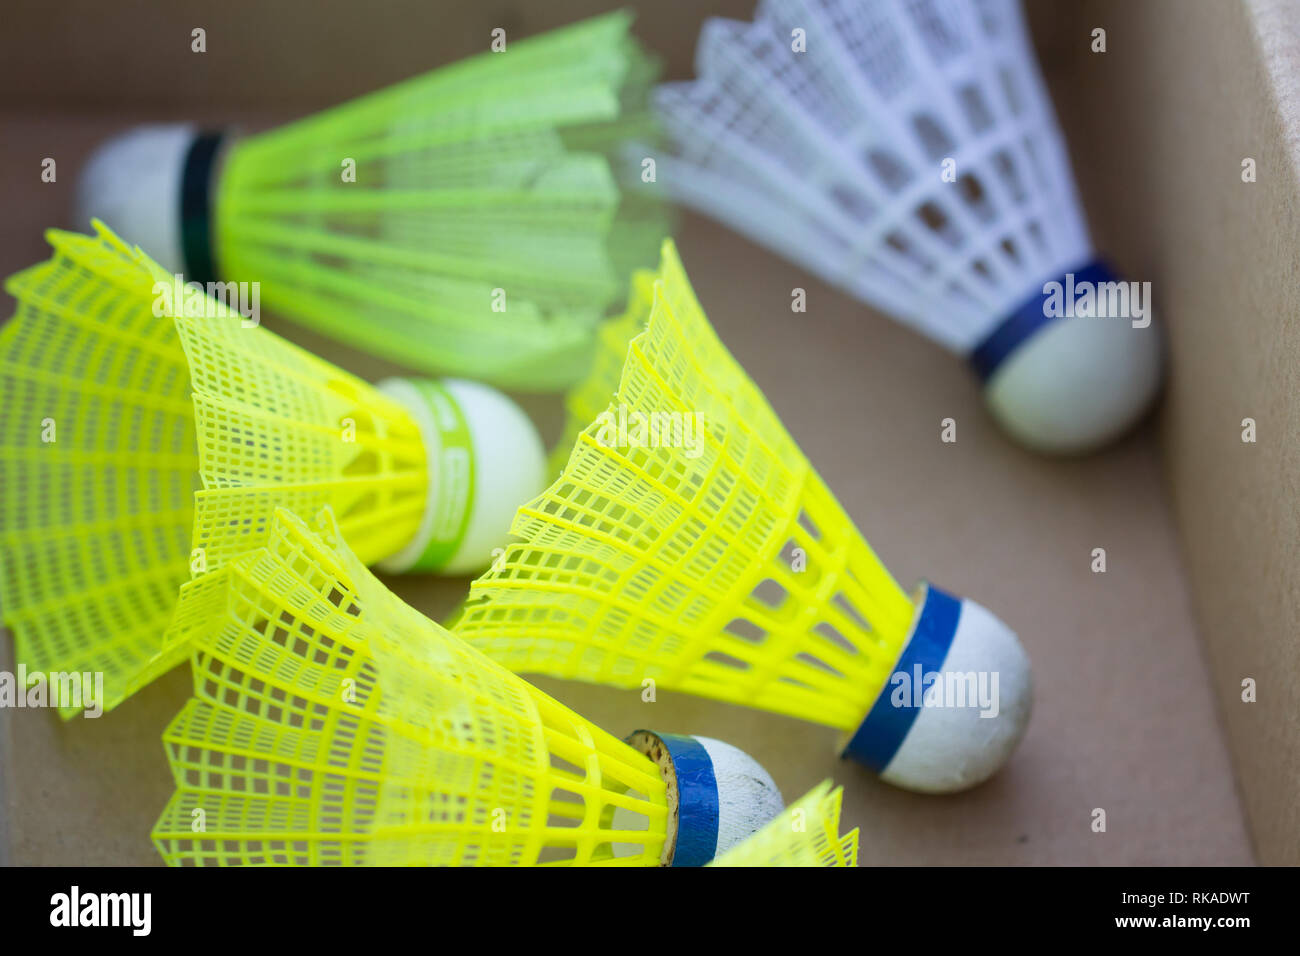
[179,131,225,287]
[968,258,1118,383]
[841,583,960,772]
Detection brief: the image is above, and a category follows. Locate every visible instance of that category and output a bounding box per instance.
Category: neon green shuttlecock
[453,239,1033,794]
[0,222,545,718]
[74,12,668,391]
[547,267,656,476]
[152,506,783,866]
[710,781,858,867]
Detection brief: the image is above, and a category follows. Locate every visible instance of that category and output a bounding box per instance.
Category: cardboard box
[1,0,1292,865]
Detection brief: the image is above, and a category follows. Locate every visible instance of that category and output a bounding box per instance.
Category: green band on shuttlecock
[383,379,476,573]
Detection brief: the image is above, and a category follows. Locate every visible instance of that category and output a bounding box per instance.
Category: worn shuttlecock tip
[842,584,1033,794]
[376,377,546,576]
[75,123,222,277]
[622,730,784,866]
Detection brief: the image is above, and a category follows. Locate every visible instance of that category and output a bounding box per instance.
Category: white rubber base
[880,596,1033,794]
[379,378,545,576]
[75,123,196,274]
[983,311,1163,455]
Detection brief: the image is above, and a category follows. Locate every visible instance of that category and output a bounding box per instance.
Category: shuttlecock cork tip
[977,262,1164,454]
[843,584,1032,794]
[624,730,783,866]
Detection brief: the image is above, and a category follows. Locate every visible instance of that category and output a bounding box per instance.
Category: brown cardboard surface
[1033,0,1300,866]
[0,0,758,111]
[0,109,1252,864]
[0,0,1275,865]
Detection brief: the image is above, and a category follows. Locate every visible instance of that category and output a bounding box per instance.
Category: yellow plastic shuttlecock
[548,267,657,477]
[0,222,545,717]
[710,781,858,867]
[74,12,667,391]
[454,240,1033,794]
[151,507,783,866]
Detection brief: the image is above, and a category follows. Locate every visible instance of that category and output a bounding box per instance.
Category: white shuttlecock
[647,0,1162,454]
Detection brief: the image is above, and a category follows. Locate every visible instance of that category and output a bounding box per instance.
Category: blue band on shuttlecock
[652,732,720,867]
[841,584,961,772]
[968,259,1118,382]
[180,130,225,288]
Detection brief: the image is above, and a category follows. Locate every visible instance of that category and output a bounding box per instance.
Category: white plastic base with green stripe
[378,377,545,576]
